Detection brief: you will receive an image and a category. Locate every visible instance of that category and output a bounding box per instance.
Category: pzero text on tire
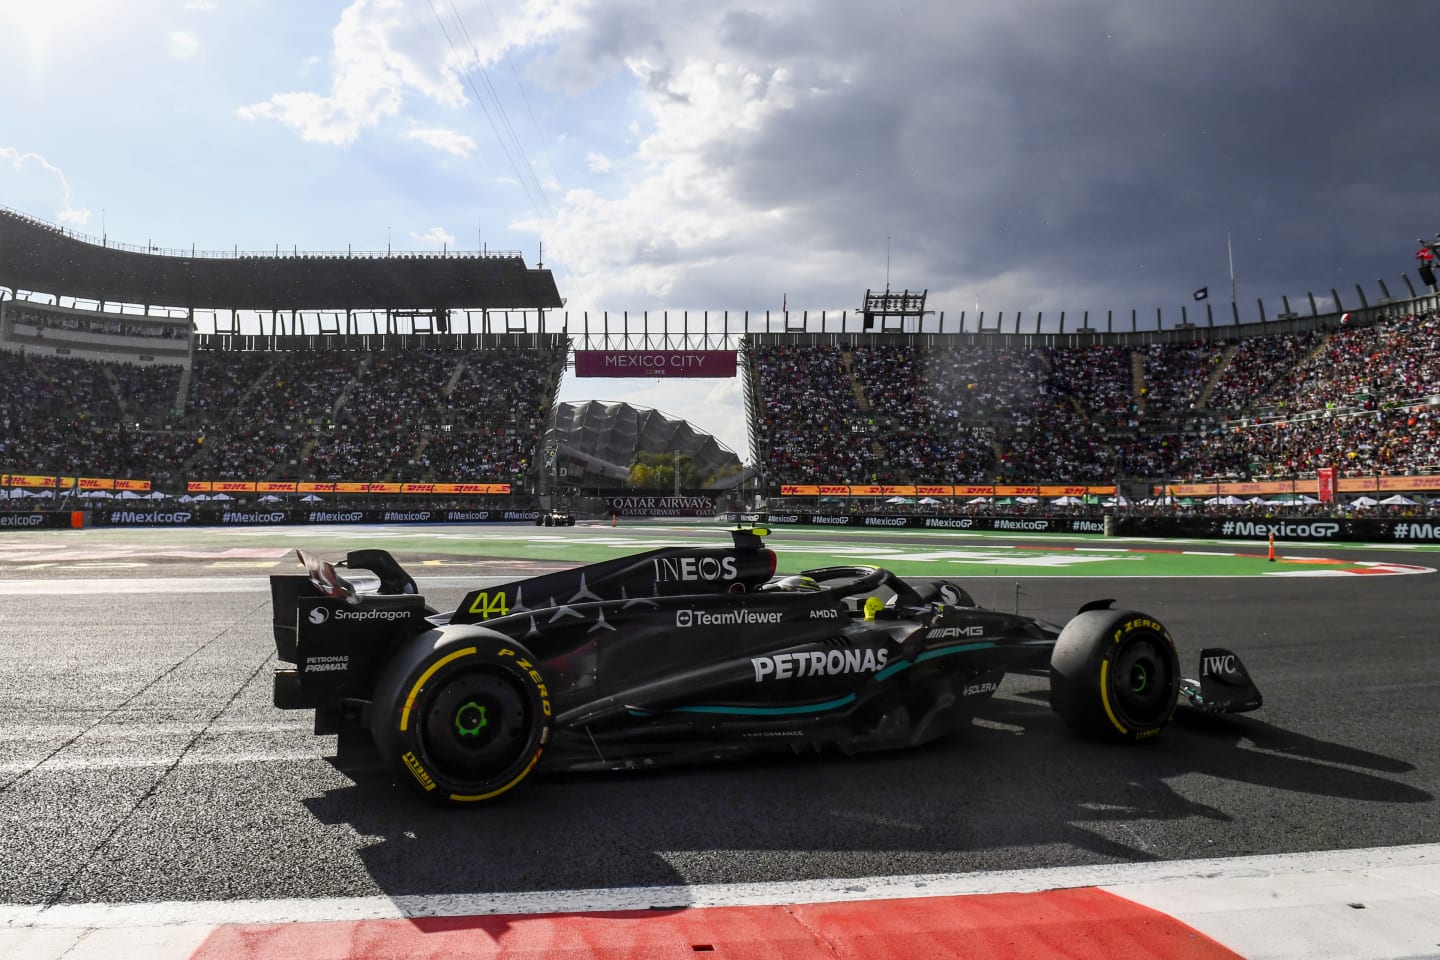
[1049,609,1180,743]
[370,632,551,805]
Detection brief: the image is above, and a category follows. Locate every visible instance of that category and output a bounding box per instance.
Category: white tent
[1204,495,1246,505]
[145,491,168,500]
[80,490,113,499]
[116,490,141,500]
[258,494,283,503]
[1379,494,1418,506]
[1051,495,1083,506]
[1103,495,1130,507]
[1350,496,1378,508]
[918,497,942,505]
[966,496,991,505]
[211,492,233,501]
[1015,496,1039,504]
[1246,496,1268,504]
[300,494,323,503]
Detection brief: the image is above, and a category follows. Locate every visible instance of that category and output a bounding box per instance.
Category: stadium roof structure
[543,400,742,489]
[0,207,563,312]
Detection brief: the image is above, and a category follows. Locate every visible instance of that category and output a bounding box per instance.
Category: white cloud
[184,1,219,10]
[406,126,477,157]
[236,0,469,146]
[586,151,613,173]
[411,226,456,246]
[167,30,201,60]
[0,147,90,226]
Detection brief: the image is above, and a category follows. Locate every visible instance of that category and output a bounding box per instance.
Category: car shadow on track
[299,684,1430,904]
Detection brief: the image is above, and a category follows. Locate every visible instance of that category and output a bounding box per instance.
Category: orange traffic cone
[1267,533,1276,562]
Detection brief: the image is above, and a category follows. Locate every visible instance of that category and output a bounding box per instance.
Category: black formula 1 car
[535,509,575,526]
[269,527,1263,806]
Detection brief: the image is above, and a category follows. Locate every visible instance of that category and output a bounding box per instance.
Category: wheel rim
[1109,636,1173,727]
[420,668,533,785]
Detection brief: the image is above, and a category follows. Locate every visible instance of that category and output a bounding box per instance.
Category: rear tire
[370,633,551,805]
[1050,609,1179,742]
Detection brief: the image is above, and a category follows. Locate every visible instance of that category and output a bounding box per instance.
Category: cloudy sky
[2,1,1435,457]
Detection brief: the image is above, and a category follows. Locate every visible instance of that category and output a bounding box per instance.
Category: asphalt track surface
[0,522,1437,916]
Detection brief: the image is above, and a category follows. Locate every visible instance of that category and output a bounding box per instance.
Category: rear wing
[269,549,429,663]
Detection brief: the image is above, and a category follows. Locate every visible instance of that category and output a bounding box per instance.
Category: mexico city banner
[574,350,737,378]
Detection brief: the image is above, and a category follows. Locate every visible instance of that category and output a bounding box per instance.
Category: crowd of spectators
[0,343,565,490]
[749,310,1440,486]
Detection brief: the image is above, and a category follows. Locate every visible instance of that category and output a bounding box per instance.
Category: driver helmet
[767,575,822,592]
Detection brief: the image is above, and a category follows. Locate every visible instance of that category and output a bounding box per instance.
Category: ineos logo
[308,607,329,625]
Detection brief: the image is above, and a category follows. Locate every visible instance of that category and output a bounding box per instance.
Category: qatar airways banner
[574,350,737,378]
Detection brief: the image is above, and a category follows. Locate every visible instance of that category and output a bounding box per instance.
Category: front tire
[370,633,551,805]
[1049,609,1179,742]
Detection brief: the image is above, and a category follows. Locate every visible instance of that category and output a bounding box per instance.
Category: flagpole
[1227,230,1236,303]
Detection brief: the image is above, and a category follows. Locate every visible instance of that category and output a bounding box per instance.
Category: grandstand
[2,202,1439,513]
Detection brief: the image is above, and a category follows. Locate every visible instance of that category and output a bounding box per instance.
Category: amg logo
[926,625,985,639]
[653,555,739,582]
[752,647,889,681]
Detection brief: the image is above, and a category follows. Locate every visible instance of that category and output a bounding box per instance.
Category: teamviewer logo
[676,609,693,627]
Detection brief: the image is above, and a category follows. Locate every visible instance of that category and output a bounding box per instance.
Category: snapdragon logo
[864,517,907,527]
[923,518,974,529]
[330,608,412,622]
[752,646,888,681]
[993,519,1049,531]
[0,515,45,527]
[1220,520,1340,539]
[221,511,286,524]
[675,608,784,627]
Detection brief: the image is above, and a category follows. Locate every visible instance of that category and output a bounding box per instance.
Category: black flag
[1193,287,1208,301]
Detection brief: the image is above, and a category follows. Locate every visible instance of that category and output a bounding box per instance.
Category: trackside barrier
[726,512,1440,544]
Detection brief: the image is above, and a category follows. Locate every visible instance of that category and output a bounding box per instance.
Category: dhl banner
[186,481,511,495]
[1164,475,1440,497]
[780,484,1115,497]
[3,474,148,492]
